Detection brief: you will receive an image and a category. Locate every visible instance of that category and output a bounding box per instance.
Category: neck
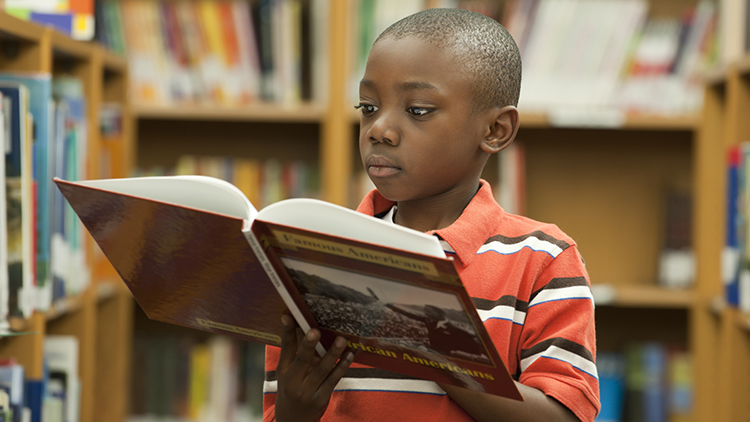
[394,182,481,232]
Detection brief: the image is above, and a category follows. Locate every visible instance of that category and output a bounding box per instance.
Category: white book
[0,91,8,329]
[44,335,80,422]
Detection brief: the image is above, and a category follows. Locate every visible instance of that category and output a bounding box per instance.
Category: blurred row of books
[95,0,329,106]
[597,342,692,422]
[0,335,81,422]
[6,0,750,117]
[137,155,319,210]
[508,0,718,115]
[128,331,265,422]
[348,0,721,116]
[0,71,126,330]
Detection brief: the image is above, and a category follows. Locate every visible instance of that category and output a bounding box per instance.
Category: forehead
[362,36,473,91]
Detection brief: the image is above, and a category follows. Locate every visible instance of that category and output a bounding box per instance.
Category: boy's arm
[271,314,354,422]
[439,382,580,422]
[443,245,598,422]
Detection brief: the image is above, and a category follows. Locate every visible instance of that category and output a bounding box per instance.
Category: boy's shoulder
[498,210,578,249]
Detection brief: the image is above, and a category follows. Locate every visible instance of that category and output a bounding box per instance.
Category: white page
[71,175,258,221]
[69,176,445,258]
[257,198,446,258]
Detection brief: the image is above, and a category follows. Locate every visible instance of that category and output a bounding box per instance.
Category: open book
[54,175,521,400]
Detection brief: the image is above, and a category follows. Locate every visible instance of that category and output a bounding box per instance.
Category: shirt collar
[356,180,504,267]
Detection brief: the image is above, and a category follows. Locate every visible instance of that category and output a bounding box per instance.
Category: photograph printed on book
[280,256,492,365]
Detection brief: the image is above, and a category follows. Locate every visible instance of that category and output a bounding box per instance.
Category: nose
[367,112,400,146]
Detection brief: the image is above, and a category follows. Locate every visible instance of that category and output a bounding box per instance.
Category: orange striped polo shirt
[263,180,600,421]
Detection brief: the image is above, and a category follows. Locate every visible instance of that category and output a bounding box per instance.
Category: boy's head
[359,8,521,205]
[376,8,522,111]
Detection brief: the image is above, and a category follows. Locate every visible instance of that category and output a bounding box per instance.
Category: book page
[256,198,446,258]
[71,175,258,221]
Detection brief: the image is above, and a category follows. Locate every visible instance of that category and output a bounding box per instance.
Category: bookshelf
[693,52,750,422]
[0,12,133,422]
[115,0,721,420]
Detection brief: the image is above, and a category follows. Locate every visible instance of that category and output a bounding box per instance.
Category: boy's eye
[355,103,378,116]
[407,107,432,117]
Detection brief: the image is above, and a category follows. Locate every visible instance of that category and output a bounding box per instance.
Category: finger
[277,314,299,371]
[292,327,322,369]
[302,336,350,391]
[317,349,355,398]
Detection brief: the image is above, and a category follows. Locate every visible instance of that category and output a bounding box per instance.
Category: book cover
[252,218,516,397]
[54,175,522,399]
[55,176,288,346]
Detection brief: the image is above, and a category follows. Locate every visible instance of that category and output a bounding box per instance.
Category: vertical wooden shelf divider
[695,57,750,421]
[321,0,353,206]
[692,69,727,421]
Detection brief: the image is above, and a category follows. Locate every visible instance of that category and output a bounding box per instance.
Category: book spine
[242,228,325,356]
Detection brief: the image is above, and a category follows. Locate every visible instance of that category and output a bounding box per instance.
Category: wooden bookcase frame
[693,54,750,421]
[0,13,134,422]
[125,0,749,420]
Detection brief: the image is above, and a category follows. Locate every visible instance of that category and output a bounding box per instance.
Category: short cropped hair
[376,8,522,110]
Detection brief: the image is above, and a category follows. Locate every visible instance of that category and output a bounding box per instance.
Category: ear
[480,106,520,154]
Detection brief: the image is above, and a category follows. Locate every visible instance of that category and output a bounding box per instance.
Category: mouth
[366,156,402,178]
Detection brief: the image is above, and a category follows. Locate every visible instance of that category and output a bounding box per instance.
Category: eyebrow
[359,79,440,92]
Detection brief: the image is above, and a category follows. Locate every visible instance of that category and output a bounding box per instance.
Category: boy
[263,8,599,422]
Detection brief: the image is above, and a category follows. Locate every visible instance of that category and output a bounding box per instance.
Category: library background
[0,0,747,421]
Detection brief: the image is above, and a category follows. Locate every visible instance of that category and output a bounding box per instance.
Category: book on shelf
[723,142,750,312]
[0,360,27,422]
[1,82,34,320]
[0,73,54,312]
[54,175,522,400]
[43,335,81,422]
[4,0,95,41]
[657,192,694,290]
[50,77,91,302]
[0,91,8,330]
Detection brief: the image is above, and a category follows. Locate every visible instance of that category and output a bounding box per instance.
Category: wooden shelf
[0,12,46,42]
[592,284,693,308]
[737,311,750,332]
[100,48,127,72]
[347,107,697,130]
[50,29,94,60]
[737,53,750,77]
[704,65,730,87]
[133,102,326,123]
[521,111,698,130]
[45,294,86,322]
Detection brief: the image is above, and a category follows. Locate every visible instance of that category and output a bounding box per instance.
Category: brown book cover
[54,175,522,400]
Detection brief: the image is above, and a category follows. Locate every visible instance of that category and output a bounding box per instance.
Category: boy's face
[358,36,493,204]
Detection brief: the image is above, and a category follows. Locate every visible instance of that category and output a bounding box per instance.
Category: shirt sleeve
[517,245,600,422]
[263,345,281,421]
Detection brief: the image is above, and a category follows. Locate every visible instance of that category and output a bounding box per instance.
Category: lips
[366,156,402,178]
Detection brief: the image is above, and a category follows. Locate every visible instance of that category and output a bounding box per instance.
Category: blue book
[0,73,53,309]
[725,146,741,306]
[50,77,88,298]
[596,352,625,422]
[641,343,667,422]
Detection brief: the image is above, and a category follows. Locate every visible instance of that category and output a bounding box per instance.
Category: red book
[54,175,522,400]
